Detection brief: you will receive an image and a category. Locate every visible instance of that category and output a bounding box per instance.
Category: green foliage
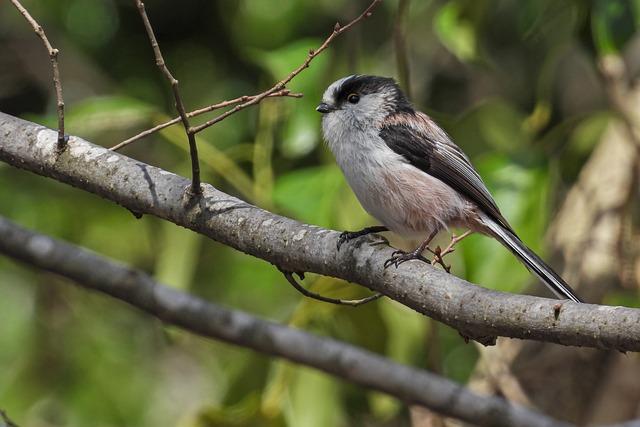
[0,0,635,426]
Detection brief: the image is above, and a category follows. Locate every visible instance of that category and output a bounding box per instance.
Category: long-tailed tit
[317,75,582,303]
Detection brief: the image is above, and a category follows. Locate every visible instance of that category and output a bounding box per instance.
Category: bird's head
[317,75,413,129]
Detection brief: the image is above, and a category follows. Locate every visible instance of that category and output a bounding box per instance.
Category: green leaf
[251,39,329,158]
[154,223,202,291]
[55,96,153,138]
[285,367,345,427]
[592,0,637,54]
[434,2,478,61]
[273,165,344,226]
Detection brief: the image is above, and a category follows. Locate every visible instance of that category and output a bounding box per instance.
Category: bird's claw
[383,249,431,269]
[337,231,356,251]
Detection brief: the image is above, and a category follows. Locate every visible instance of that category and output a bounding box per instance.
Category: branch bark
[0,215,569,427]
[1,111,640,351]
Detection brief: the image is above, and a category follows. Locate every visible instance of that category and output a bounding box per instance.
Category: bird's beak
[316,102,334,114]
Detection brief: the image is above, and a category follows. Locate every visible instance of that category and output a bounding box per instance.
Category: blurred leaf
[285,367,345,427]
[0,266,35,394]
[42,96,154,139]
[568,112,610,156]
[252,39,329,157]
[592,0,638,54]
[367,299,428,419]
[454,99,530,156]
[154,223,202,290]
[439,325,479,383]
[193,393,284,427]
[274,165,344,225]
[434,1,478,61]
[65,0,119,48]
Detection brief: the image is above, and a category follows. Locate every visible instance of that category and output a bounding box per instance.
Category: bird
[316,74,582,303]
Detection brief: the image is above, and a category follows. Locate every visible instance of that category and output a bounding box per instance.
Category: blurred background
[1,0,639,426]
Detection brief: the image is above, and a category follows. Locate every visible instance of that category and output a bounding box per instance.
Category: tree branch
[0,215,571,427]
[1,111,640,351]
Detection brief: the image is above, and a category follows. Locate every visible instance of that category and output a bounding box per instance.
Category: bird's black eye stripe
[347,93,360,104]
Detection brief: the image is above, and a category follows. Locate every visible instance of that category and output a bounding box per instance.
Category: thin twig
[280,268,382,307]
[9,0,66,150]
[109,90,302,151]
[132,0,202,194]
[394,0,412,98]
[190,0,383,135]
[430,230,473,273]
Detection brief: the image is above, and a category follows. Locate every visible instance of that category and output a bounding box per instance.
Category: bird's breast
[328,133,473,237]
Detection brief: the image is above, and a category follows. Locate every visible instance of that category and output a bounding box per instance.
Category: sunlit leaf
[434,2,478,61]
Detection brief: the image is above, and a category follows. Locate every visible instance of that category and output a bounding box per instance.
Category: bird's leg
[383,230,438,269]
[429,230,473,273]
[337,225,388,250]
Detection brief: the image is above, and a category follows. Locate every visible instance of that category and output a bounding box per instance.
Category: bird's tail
[480,214,582,303]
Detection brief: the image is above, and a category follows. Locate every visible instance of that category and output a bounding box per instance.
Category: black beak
[316,102,334,114]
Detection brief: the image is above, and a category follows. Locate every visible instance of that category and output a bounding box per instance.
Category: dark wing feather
[379,121,514,233]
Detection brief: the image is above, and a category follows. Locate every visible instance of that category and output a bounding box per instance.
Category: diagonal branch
[132,0,201,194]
[0,215,571,427]
[9,0,66,150]
[1,112,640,351]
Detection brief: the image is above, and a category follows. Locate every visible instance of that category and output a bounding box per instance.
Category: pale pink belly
[349,163,476,238]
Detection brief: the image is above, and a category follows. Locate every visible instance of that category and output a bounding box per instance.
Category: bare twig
[109,90,302,151]
[3,113,640,351]
[394,0,412,97]
[132,0,201,194]
[189,0,383,134]
[429,230,473,272]
[0,216,571,427]
[9,0,66,150]
[279,268,382,306]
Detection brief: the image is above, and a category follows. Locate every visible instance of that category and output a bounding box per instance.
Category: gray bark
[1,111,640,351]
[0,215,569,427]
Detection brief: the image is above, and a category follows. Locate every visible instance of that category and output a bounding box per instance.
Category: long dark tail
[481,214,582,303]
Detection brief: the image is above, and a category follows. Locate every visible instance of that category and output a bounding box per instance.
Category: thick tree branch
[1,112,640,351]
[0,216,571,427]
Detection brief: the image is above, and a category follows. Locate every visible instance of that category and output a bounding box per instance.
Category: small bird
[317,75,582,303]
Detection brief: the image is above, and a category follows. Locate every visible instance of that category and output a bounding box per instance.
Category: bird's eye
[347,93,360,104]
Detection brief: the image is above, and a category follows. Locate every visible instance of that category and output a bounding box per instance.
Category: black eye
[347,93,360,104]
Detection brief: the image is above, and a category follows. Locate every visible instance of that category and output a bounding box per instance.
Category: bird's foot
[383,249,431,269]
[337,231,362,251]
[337,226,388,250]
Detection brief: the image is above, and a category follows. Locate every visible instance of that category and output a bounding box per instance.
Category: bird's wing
[379,113,513,232]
